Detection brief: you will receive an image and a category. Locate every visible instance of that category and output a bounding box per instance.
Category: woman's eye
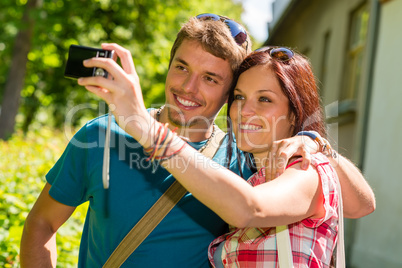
[259,96,271,102]
[234,94,244,100]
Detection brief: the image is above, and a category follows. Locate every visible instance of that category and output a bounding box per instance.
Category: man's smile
[174,94,202,109]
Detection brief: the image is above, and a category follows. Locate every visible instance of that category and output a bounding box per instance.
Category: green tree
[0,0,246,139]
[0,1,249,266]
[0,0,41,139]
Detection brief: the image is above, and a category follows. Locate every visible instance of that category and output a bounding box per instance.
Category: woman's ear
[289,113,296,133]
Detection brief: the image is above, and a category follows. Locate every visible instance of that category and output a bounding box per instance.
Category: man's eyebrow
[174,57,188,66]
[174,57,225,81]
[206,71,224,81]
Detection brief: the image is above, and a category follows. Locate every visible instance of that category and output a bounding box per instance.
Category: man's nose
[181,74,198,94]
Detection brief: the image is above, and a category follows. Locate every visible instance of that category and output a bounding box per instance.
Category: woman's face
[229,65,294,158]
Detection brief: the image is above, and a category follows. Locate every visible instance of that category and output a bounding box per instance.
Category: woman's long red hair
[226,49,326,173]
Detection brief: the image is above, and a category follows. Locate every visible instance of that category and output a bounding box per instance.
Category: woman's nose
[240,100,255,117]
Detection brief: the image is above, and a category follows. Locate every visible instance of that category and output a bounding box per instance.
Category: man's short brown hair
[169,16,252,74]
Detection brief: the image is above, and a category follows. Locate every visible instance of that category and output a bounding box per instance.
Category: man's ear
[224,90,230,104]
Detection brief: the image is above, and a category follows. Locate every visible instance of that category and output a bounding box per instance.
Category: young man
[20,15,375,267]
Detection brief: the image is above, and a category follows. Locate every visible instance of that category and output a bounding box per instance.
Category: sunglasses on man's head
[256,47,295,62]
[196,13,248,46]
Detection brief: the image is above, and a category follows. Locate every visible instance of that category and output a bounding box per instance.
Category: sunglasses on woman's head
[196,13,248,46]
[256,47,295,62]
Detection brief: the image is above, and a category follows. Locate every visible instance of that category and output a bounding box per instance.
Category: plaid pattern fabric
[208,153,339,268]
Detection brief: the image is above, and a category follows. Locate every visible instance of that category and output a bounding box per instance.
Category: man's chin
[167,109,192,127]
[169,110,213,130]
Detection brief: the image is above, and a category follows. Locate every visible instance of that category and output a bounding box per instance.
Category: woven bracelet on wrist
[296,131,337,158]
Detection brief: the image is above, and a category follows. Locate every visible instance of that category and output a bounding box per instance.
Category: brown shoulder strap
[103,126,226,268]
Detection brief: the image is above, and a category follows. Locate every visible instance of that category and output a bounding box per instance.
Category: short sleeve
[302,154,339,228]
[46,124,89,207]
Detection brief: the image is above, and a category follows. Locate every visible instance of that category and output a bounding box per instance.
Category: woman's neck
[252,152,269,171]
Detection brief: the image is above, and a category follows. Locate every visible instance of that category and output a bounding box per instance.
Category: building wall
[266,0,369,163]
[350,0,402,267]
[266,0,402,266]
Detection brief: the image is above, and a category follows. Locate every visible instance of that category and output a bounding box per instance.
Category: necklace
[155,105,215,153]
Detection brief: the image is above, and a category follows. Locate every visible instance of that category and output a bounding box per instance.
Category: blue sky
[240,0,274,43]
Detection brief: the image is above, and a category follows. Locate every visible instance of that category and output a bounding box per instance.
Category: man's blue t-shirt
[46,114,251,267]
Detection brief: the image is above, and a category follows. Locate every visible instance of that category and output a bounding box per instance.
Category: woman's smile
[238,122,263,131]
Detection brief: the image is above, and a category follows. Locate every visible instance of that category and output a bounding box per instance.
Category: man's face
[164,39,233,130]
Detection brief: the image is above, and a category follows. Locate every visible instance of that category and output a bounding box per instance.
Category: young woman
[208,47,339,267]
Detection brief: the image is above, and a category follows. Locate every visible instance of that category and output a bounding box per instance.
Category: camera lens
[94,68,106,77]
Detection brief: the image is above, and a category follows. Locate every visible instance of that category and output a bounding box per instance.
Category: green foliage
[0,2,247,264]
[0,129,88,267]
[0,0,245,132]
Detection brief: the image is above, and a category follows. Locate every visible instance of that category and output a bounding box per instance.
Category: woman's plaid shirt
[208,153,339,268]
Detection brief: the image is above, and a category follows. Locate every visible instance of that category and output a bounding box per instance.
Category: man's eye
[205,76,217,84]
[176,65,186,71]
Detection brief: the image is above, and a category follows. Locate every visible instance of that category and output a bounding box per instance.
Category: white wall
[350,1,402,267]
[269,0,293,29]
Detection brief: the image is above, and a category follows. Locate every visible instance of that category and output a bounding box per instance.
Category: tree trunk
[0,0,39,140]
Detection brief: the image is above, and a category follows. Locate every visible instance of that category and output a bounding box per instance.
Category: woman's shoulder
[310,153,331,166]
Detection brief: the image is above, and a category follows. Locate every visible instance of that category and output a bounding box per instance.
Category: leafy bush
[0,128,88,267]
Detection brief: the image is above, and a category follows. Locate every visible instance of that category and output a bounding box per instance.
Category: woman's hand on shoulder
[264,135,319,182]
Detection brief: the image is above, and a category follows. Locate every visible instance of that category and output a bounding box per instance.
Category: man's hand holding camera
[77,43,151,143]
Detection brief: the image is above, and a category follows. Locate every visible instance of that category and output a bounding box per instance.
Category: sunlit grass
[0,128,87,267]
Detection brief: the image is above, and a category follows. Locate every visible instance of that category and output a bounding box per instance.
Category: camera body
[64,45,115,79]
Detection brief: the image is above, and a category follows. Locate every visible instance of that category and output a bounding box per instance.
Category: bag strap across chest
[103,126,226,268]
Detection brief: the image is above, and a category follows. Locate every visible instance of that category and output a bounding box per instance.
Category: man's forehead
[173,39,233,78]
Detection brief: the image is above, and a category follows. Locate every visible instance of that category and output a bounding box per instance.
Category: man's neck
[173,124,215,143]
[154,107,215,143]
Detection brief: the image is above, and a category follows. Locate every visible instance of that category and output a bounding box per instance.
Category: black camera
[64,45,115,79]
